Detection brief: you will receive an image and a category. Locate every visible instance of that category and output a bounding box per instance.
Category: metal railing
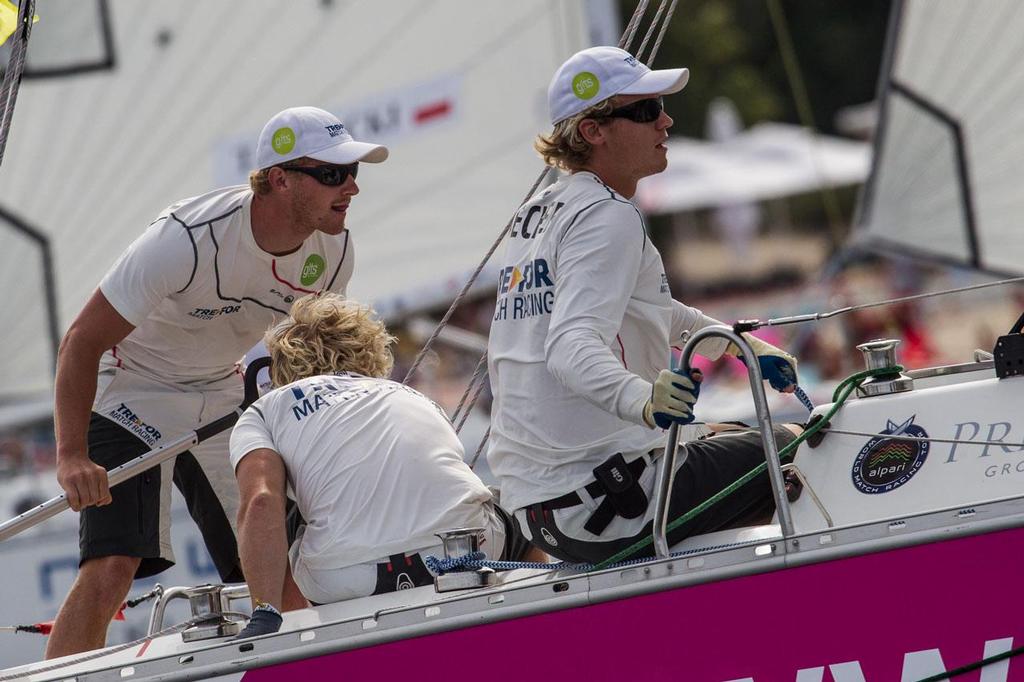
[652,325,795,558]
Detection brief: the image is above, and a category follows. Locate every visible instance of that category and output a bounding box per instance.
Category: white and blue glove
[643,368,703,429]
[734,333,798,393]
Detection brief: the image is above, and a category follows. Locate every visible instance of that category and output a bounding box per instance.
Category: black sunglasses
[279,162,359,186]
[601,97,664,124]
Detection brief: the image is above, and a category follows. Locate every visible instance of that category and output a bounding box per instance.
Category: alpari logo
[301,254,326,286]
[324,123,347,138]
[396,573,415,590]
[189,305,241,321]
[851,415,929,494]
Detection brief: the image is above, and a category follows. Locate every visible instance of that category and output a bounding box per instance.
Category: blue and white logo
[852,415,929,494]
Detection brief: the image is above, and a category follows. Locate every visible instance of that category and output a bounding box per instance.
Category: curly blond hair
[265,293,395,387]
[534,98,615,171]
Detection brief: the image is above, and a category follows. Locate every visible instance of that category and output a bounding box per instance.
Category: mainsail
[0,0,610,407]
[855,0,1024,275]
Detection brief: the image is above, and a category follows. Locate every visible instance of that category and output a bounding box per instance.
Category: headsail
[855,0,1024,275]
[0,0,606,404]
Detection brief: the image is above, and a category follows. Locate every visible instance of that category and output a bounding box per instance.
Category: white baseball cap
[547,46,689,125]
[256,106,389,169]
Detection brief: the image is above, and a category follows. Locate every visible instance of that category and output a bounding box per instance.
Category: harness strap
[533,453,651,536]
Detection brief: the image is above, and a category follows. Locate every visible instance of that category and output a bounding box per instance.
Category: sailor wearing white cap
[46,106,387,658]
[486,47,801,565]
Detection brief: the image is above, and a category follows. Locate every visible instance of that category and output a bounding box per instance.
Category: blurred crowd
[2,257,1022,481]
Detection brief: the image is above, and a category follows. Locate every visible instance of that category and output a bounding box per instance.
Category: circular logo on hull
[852,416,929,494]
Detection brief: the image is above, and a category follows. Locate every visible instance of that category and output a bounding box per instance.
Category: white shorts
[82,363,244,579]
[289,502,510,604]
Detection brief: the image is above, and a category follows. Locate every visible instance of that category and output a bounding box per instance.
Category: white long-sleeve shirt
[486,171,727,512]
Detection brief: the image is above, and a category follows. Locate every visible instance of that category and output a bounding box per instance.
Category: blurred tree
[618,0,890,136]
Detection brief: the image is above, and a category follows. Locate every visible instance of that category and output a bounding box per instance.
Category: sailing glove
[234,604,282,640]
[643,368,702,429]
[733,333,798,392]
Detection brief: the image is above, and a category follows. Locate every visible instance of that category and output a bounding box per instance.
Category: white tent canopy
[635,122,870,215]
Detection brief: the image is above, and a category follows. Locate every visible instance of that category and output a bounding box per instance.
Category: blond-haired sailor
[230,294,539,637]
[486,46,802,564]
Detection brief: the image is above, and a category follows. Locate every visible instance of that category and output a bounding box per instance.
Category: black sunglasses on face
[602,97,665,124]
[279,162,359,186]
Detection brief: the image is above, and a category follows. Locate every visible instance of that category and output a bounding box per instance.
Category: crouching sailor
[486,46,803,565]
[230,293,541,638]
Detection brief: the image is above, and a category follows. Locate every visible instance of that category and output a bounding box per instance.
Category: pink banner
[245,526,1024,681]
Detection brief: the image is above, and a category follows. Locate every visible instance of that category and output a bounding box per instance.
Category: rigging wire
[648,0,681,61]
[0,0,35,170]
[619,0,650,51]
[755,274,1024,330]
[635,0,667,61]
[402,0,678,469]
[450,351,488,428]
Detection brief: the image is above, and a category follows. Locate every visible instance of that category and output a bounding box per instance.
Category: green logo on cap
[300,254,326,286]
[272,127,296,155]
[572,72,600,100]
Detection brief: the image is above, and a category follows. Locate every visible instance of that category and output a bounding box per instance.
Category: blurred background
[2,0,1023,665]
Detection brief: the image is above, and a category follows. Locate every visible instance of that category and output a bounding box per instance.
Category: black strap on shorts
[532,453,650,536]
[372,553,434,595]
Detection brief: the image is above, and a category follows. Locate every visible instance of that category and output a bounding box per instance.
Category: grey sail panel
[0,0,593,401]
[857,0,1024,274]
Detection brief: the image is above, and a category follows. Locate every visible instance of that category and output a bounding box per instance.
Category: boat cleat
[179,585,242,642]
[433,527,495,592]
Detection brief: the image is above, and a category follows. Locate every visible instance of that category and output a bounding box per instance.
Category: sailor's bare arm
[54,289,135,511]
[236,449,290,612]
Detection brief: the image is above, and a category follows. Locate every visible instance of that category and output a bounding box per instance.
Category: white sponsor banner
[213,72,462,186]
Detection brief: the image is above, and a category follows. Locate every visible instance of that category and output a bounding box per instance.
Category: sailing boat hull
[237,525,1023,681]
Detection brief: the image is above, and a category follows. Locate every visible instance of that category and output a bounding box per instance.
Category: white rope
[406,0,676,456]
[620,0,651,52]
[450,351,487,427]
[761,275,1024,329]
[401,168,551,386]
[635,0,668,61]
[819,427,1024,450]
[469,425,490,469]
[0,617,202,681]
[649,0,681,61]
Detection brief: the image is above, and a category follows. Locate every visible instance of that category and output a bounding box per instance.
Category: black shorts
[522,426,797,565]
[79,413,243,581]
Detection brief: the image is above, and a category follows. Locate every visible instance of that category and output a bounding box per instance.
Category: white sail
[855,0,1024,274]
[0,0,605,402]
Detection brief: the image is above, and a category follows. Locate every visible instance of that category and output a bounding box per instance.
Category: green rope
[592,366,902,570]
